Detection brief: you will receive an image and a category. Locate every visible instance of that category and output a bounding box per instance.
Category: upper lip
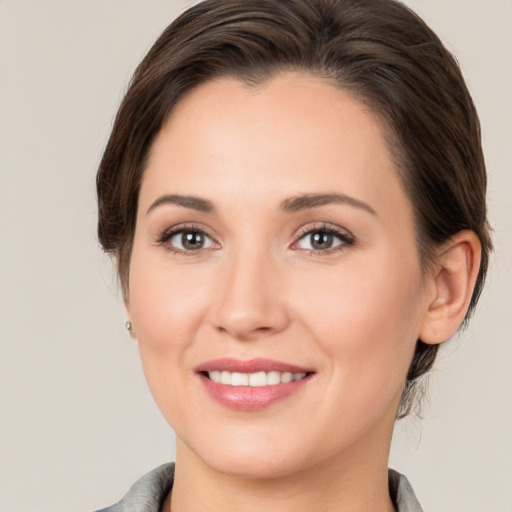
[195,358,314,374]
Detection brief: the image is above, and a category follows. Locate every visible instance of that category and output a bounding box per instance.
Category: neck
[168,427,396,512]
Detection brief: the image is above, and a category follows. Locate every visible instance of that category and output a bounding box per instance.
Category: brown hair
[97,0,492,417]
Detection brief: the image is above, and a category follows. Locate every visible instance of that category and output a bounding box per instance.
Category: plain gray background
[0,1,511,510]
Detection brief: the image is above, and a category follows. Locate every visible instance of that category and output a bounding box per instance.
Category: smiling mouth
[203,370,311,387]
[197,360,315,411]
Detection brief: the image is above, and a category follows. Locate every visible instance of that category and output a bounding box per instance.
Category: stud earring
[125,321,135,337]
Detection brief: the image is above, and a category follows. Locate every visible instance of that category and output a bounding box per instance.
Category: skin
[125,73,479,512]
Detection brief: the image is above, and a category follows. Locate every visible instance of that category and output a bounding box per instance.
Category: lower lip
[199,373,312,411]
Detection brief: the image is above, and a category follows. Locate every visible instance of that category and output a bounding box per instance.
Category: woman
[95,0,491,510]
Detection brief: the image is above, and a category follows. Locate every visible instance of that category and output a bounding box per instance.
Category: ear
[419,230,481,345]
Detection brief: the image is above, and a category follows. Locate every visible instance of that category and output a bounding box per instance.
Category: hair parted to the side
[97,0,492,418]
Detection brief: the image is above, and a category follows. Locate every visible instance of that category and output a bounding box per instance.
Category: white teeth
[281,372,293,383]
[248,371,266,387]
[231,372,249,386]
[207,370,308,386]
[267,371,281,385]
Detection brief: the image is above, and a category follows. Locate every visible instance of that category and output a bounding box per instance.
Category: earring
[125,321,133,333]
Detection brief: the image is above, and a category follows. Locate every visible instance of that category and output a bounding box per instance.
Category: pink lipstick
[195,358,314,411]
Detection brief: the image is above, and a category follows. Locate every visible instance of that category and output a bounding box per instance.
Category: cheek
[126,250,211,415]
[128,249,210,349]
[294,253,424,407]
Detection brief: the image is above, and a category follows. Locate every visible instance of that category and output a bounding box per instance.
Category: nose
[210,250,290,341]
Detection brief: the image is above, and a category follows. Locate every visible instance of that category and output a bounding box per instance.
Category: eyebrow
[280,193,377,215]
[146,192,376,216]
[146,194,216,215]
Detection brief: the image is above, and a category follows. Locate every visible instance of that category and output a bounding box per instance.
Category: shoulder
[388,468,423,512]
[94,463,175,512]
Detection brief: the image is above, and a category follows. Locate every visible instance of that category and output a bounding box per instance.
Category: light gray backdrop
[0,1,510,510]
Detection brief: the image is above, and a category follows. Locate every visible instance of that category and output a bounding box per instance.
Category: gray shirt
[95,463,423,512]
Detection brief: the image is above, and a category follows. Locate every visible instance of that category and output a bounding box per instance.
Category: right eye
[159,227,217,254]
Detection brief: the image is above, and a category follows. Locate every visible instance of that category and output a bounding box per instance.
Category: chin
[209,453,305,480]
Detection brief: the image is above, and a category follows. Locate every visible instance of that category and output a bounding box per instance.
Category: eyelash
[156,223,355,256]
[292,223,355,255]
[156,224,218,256]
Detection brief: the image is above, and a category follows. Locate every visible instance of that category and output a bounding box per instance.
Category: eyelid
[156,223,220,254]
[294,222,354,241]
[291,222,355,252]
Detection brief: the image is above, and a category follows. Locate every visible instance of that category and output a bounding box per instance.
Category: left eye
[169,230,216,251]
[295,229,348,251]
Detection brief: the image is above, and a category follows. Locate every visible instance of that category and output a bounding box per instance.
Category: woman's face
[127,73,434,478]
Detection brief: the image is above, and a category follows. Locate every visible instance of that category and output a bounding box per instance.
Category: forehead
[141,72,410,221]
